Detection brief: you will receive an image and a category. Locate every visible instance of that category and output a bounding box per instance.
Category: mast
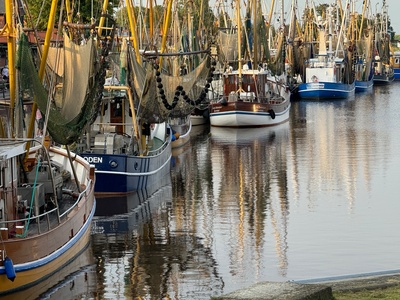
[358,0,369,40]
[4,0,15,134]
[126,0,141,63]
[252,0,258,67]
[160,0,174,68]
[25,0,59,144]
[236,0,243,93]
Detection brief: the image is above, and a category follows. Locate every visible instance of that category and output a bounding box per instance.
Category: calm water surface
[43,83,400,299]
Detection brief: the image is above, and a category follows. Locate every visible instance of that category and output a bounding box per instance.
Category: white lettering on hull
[84,157,103,164]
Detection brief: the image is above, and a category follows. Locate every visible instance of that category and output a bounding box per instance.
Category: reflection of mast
[237,155,246,271]
[267,184,289,276]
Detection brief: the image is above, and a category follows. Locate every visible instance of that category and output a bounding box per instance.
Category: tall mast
[4,0,15,134]
[236,0,243,93]
[252,0,258,67]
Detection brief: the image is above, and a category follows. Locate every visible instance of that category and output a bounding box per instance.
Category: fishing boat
[170,115,192,149]
[393,51,400,80]
[0,0,100,293]
[0,139,96,296]
[190,102,210,126]
[76,3,173,195]
[77,56,173,194]
[78,0,211,194]
[297,5,356,99]
[352,0,374,92]
[209,0,291,127]
[373,0,394,84]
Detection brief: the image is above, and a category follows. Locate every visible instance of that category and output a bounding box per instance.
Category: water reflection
[91,175,224,299]
[37,83,400,299]
[209,125,291,280]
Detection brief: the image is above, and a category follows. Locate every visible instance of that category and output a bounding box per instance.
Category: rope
[16,157,41,238]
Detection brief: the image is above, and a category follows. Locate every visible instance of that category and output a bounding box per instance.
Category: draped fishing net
[17,31,108,145]
[355,33,374,81]
[219,30,238,63]
[128,45,210,123]
[129,48,169,123]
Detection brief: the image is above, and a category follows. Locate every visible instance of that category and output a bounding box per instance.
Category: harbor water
[40,83,400,299]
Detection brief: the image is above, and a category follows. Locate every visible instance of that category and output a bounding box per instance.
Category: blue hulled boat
[297,6,355,100]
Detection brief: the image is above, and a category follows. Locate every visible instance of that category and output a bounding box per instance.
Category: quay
[214,271,400,299]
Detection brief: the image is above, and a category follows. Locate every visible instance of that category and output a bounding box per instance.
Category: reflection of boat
[92,181,172,234]
[91,180,223,299]
[94,175,172,216]
[210,122,289,144]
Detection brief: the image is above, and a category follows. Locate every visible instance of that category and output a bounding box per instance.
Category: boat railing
[147,138,170,156]
[59,180,92,218]
[0,180,92,238]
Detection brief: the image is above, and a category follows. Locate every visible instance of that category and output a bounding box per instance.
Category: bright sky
[384,0,400,33]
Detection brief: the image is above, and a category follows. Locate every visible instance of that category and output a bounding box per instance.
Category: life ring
[268,109,276,119]
[311,75,319,83]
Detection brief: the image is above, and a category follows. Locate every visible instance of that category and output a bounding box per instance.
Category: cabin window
[396,58,400,64]
[242,75,255,85]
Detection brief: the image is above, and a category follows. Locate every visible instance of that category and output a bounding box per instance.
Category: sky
[383,0,400,33]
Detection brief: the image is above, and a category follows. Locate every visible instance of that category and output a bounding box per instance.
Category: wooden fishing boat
[209,0,291,127]
[0,0,110,294]
[209,67,291,127]
[0,139,96,296]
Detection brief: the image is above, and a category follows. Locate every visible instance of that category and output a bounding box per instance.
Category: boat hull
[190,106,210,126]
[81,144,171,194]
[209,101,291,127]
[170,117,192,149]
[355,79,373,92]
[190,114,208,126]
[0,215,93,295]
[298,81,355,99]
[373,73,395,84]
[394,68,400,80]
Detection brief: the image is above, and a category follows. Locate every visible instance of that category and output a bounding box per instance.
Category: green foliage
[25,0,116,31]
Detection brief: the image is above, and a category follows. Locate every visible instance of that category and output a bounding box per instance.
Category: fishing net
[219,30,238,63]
[129,46,210,123]
[17,30,109,145]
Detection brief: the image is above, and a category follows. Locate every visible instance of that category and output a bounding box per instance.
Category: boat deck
[11,179,81,239]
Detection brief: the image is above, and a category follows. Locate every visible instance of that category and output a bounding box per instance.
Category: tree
[25,0,116,31]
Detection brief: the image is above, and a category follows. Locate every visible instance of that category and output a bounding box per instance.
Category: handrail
[0,180,92,236]
[60,180,92,218]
